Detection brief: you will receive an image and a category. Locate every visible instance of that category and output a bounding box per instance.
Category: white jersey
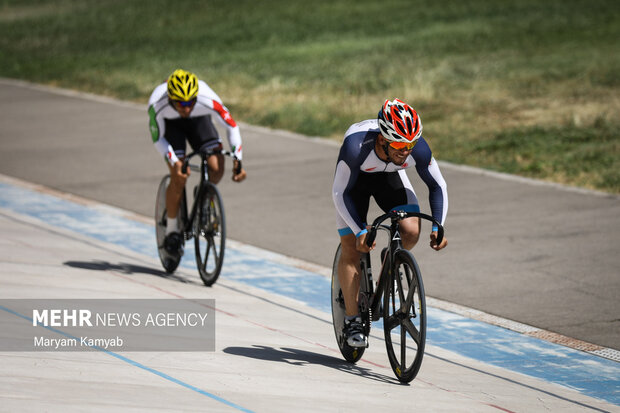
[148,80,242,165]
[333,119,448,236]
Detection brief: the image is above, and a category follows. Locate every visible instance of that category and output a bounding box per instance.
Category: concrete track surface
[0,178,617,412]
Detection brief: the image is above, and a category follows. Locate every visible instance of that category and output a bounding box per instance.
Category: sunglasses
[173,98,197,108]
[389,140,417,151]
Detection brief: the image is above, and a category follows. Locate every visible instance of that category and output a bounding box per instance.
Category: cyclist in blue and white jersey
[332,98,448,348]
[148,69,246,253]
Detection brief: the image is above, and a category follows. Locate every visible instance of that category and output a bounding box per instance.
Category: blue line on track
[0,304,255,413]
[1,181,619,406]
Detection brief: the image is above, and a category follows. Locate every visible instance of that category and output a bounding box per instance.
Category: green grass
[455,120,619,190]
[1,0,618,192]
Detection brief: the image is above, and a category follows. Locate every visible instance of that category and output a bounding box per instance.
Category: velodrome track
[1,174,619,412]
[0,79,619,411]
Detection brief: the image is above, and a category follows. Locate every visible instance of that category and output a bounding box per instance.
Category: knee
[168,174,187,194]
[340,236,362,264]
[401,224,420,250]
[209,168,224,184]
[208,156,225,184]
[402,231,420,249]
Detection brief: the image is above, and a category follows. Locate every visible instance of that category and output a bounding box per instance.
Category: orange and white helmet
[377,99,423,144]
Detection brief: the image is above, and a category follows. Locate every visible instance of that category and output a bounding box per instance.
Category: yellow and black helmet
[167,69,199,102]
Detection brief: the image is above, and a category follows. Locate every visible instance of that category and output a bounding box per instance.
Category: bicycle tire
[155,175,185,273]
[383,249,426,383]
[331,244,366,363]
[194,183,226,286]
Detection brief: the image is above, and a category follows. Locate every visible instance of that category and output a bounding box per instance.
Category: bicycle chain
[358,293,372,337]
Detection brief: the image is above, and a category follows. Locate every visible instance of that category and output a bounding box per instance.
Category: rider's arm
[332,135,367,238]
[194,81,243,161]
[412,138,448,230]
[148,107,179,166]
[148,84,180,166]
[208,100,243,161]
[154,138,179,166]
[333,162,365,237]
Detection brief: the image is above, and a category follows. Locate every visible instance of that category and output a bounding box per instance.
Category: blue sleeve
[412,138,448,229]
[337,135,363,226]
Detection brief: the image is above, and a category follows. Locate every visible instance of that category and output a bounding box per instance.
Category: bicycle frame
[331,207,443,380]
[361,210,444,322]
[179,149,239,238]
[362,223,399,322]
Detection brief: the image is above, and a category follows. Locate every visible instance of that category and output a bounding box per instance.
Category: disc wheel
[331,244,366,363]
[194,183,226,286]
[155,175,185,273]
[383,249,426,383]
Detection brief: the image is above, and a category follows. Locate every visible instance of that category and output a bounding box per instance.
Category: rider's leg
[206,153,225,184]
[338,232,368,347]
[338,233,363,317]
[187,115,222,184]
[374,170,420,250]
[162,118,189,232]
[165,159,187,232]
[398,216,421,250]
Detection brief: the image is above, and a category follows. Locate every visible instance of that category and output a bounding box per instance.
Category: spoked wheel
[383,249,426,383]
[331,244,366,363]
[155,175,185,273]
[194,183,226,286]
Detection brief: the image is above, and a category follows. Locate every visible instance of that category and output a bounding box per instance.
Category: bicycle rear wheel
[331,244,366,363]
[383,249,426,383]
[155,175,185,273]
[194,183,226,286]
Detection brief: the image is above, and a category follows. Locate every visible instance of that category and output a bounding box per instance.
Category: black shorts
[336,171,419,236]
[165,115,220,158]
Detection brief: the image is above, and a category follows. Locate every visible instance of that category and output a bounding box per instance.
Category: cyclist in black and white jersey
[332,99,448,347]
[148,69,246,253]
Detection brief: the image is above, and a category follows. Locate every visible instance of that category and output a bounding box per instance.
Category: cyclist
[148,69,247,254]
[332,98,448,348]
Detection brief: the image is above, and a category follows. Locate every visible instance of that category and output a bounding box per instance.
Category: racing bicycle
[155,148,240,286]
[331,208,444,383]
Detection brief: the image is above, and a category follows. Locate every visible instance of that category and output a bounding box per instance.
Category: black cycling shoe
[163,232,184,255]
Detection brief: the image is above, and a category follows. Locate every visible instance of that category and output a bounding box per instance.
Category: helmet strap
[382,143,398,164]
[378,137,397,164]
[377,135,393,163]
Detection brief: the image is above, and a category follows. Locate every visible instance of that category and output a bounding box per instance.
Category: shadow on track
[223,345,399,384]
[63,260,199,285]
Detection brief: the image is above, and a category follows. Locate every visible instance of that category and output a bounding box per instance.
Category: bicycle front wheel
[194,183,226,286]
[383,249,426,383]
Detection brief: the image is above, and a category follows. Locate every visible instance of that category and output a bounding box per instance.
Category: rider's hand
[356,231,375,253]
[232,161,247,182]
[173,160,190,179]
[430,231,447,251]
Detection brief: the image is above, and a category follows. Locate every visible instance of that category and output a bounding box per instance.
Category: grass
[0,0,618,192]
